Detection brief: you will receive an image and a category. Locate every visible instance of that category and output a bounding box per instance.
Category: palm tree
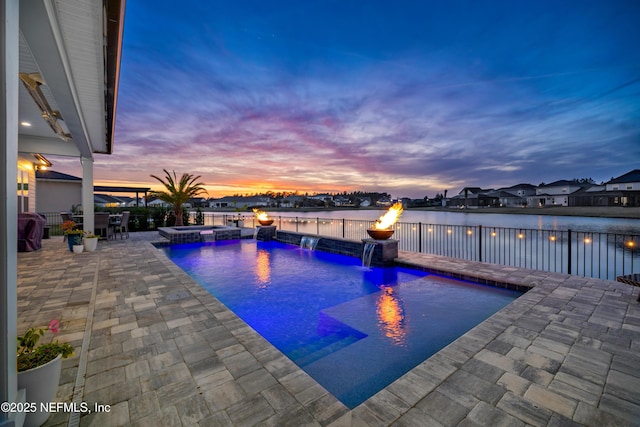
[149,169,207,226]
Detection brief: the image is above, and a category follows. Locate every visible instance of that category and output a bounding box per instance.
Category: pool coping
[16,233,640,426]
[149,237,640,425]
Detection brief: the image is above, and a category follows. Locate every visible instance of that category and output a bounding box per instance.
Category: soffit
[18,0,124,158]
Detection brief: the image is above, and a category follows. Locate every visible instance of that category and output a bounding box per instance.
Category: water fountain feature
[300,236,320,250]
[252,209,277,241]
[200,230,215,242]
[362,242,376,267]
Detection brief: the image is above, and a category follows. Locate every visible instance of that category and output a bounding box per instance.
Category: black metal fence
[39,209,154,235]
[38,211,638,281]
[204,213,638,281]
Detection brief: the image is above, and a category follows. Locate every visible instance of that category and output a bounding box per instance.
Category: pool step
[290,333,363,367]
[289,312,367,367]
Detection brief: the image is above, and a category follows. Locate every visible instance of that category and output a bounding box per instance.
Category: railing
[38,211,638,281]
[39,212,67,236]
[208,213,638,281]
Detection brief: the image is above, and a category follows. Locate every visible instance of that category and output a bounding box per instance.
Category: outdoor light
[518,230,524,239]
[19,72,71,140]
[32,154,52,171]
[447,229,452,234]
[467,229,473,235]
[584,236,592,244]
[20,121,32,127]
[627,240,635,248]
[491,228,496,237]
[550,235,556,241]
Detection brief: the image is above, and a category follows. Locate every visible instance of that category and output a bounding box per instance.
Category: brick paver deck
[17,232,640,426]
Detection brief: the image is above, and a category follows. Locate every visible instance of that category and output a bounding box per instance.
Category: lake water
[209,209,639,280]
[262,209,639,234]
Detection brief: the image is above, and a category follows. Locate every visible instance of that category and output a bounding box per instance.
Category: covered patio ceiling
[18,0,125,159]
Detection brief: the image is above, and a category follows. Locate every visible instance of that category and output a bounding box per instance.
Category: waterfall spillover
[362,242,376,267]
[300,236,320,250]
[200,230,215,242]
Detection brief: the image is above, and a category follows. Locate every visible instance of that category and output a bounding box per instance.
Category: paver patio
[16,232,640,426]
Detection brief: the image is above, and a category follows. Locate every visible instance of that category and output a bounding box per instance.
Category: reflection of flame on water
[373,202,403,230]
[376,286,406,345]
[255,249,271,288]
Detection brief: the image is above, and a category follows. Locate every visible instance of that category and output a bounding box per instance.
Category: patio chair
[113,211,130,239]
[94,212,112,240]
[60,212,73,222]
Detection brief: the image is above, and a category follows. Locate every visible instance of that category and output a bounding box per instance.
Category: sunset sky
[55,0,640,199]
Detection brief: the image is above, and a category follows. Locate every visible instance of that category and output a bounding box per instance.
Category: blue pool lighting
[162,240,522,408]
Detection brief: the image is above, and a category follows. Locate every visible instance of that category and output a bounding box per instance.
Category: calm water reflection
[265,210,639,234]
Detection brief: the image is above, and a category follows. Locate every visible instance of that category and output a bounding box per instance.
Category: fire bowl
[367,228,394,240]
[258,219,274,226]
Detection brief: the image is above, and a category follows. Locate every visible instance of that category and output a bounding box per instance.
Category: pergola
[94,186,151,208]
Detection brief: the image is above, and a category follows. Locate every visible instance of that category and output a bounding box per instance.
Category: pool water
[162,240,522,408]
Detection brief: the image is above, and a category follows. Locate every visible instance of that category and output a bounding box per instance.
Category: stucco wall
[36,180,82,213]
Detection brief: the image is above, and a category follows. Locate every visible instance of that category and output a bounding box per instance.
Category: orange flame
[373,202,403,230]
[252,208,270,221]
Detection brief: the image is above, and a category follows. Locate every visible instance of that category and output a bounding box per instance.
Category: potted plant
[62,221,84,252]
[17,320,74,427]
[83,233,99,252]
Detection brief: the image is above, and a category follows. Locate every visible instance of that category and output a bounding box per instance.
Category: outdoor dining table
[108,214,122,238]
[73,214,123,239]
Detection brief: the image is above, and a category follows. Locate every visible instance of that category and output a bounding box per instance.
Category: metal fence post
[418,222,422,253]
[342,218,345,238]
[478,224,483,262]
[296,217,299,232]
[567,229,572,275]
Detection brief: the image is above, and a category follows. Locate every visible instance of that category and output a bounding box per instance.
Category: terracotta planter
[366,228,395,240]
[17,354,62,427]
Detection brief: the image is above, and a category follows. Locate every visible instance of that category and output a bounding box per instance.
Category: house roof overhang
[18,0,126,159]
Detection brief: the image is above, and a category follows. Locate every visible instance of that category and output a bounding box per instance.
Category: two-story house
[448,187,499,208]
[605,169,640,207]
[529,180,587,207]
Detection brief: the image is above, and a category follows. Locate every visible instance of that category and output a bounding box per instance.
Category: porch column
[81,157,94,233]
[1,1,25,426]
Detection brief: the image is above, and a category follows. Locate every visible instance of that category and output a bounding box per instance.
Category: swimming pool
[161,239,522,408]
